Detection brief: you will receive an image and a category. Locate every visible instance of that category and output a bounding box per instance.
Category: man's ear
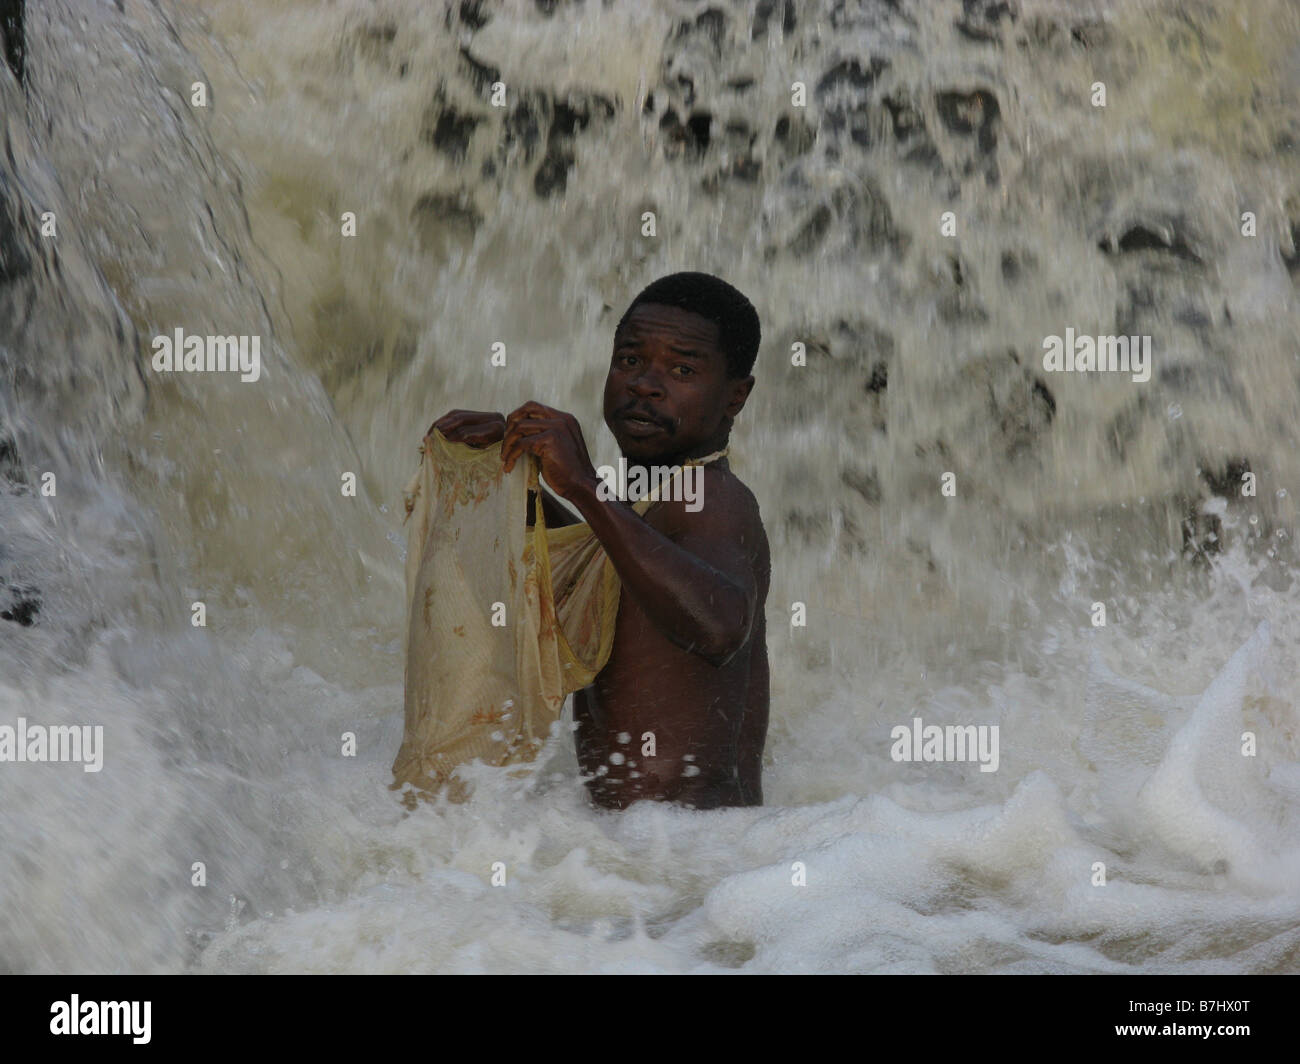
[725,375,755,419]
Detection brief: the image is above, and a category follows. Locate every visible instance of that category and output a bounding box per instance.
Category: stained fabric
[391,428,725,801]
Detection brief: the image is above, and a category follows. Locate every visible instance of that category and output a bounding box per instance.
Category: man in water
[427,272,769,809]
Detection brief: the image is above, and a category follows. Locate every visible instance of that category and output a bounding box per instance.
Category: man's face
[603,302,753,464]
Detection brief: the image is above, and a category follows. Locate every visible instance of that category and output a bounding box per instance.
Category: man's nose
[629,367,665,396]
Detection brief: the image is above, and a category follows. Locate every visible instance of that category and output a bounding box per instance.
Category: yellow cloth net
[391,429,725,802]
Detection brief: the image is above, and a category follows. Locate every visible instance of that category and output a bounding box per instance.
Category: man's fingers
[501,427,558,473]
[431,410,505,443]
[505,417,563,437]
[504,402,562,429]
[501,431,531,471]
[501,418,564,467]
[433,409,473,431]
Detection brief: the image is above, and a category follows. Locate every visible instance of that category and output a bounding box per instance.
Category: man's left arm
[569,477,759,667]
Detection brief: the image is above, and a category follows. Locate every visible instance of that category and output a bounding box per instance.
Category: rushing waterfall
[2,0,1298,973]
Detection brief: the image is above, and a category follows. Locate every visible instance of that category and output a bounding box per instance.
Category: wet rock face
[212,0,1300,585]
[406,0,1017,263]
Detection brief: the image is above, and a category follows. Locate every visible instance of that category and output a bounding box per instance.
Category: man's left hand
[501,402,600,502]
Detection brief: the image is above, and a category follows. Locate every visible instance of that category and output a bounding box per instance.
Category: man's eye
[674,365,694,377]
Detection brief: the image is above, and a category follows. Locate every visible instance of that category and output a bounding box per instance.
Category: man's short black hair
[615,271,761,380]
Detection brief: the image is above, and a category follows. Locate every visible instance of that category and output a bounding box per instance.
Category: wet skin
[431,302,770,809]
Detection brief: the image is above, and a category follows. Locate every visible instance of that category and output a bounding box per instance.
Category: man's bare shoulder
[647,463,768,559]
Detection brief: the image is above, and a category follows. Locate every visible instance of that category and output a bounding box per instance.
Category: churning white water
[1,0,1298,972]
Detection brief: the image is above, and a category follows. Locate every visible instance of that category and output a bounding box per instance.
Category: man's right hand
[427,410,507,448]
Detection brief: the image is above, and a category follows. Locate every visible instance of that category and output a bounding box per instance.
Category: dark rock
[1116,282,1157,335]
[0,585,39,627]
[751,0,796,39]
[1015,14,1108,53]
[457,46,500,95]
[534,146,573,198]
[937,254,989,323]
[702,156,761,193]
[816,57,888,96]
[816,59,888,150]
[424,105,482,160]
[1098,220,1202,264]
[935,89,1000,154]
[660,108,710,158]
[772,175,905,260]
[787,204,832,256]
[361,22,396,46]
[1069,21,1110,49]
[525,92,614,198]
[724,119,752,143]
[410,191,481,250]
[1282,218,1300,274]
[882,94,925,142]
[686,111,712,153]
[1,0,22,84]
[1200,458,1252,498]
[841,467,882,504]
[773,113,816,156]
[675,8,728,55]
[1104,394,1150,462]
[1182,506,1223,565]
[674,73,696,108]
[0,429,25,485]
[980,353,1056,461]
[503,95,544,161]
[1032,378,1056,417]
[459,0,490,29]
[956,0,1017,43]
[830,0,910,31]
[1000,248,1037,282]
[1173,303,1211,329]
[0,184,31,286]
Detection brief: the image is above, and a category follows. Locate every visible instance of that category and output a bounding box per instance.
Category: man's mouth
[619,409,667,435]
